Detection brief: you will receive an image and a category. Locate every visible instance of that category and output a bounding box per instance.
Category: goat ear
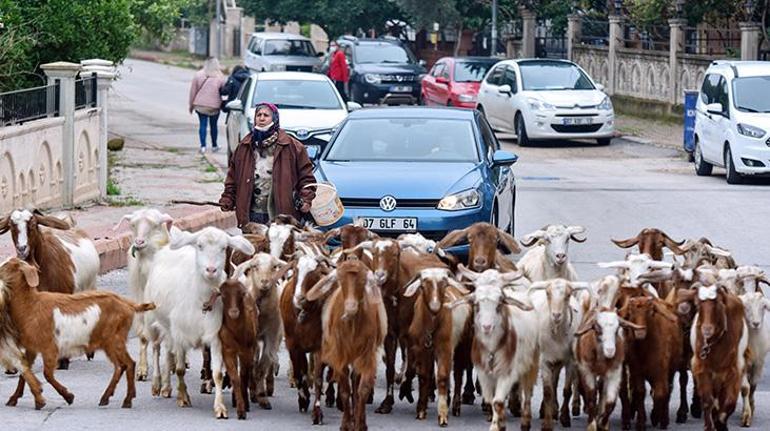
[160,213,174,231]
[323,228,341,243]
[402,275,422,297]
[706,245,732,258]
[35,214,71,230]
[169,228,198,250]
[113,214,132,231]
[305,270,338,301]
[762,297,770,311]
[19,261,40,288]
[502,295,534,311]
[611,235,639,249]
[0,215,9,235]
[447,278,470,295]
[520,230,545,247]
[445,293,474,309]
[229,235,256,256]
[652,301,679,323]
[496,230,521,254]
[437,227,469,249]
[271,261,293,284]
[575,314,596,336]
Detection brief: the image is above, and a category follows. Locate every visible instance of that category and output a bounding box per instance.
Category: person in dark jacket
[219,103,317,227]
[221,65,251,113]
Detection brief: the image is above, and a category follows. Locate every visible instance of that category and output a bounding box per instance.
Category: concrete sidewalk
[615,113,686,152]
[0,59,236,273]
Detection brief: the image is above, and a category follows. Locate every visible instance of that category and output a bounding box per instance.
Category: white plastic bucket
[304,182,344,227]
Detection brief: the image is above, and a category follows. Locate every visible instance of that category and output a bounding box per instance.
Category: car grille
[551,124,604,133]
[375,230,448,241]
[286,134,328,147]
[381,74,417,83]
[554,113,598,117]
[341,198,440,208]
[286,65,314,72]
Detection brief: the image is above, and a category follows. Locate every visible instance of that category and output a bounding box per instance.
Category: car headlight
[437,189,481,211]
[457,94,476,103]
[737,123,766,138]
[269,64,286,71]
[598,96,613,111]
[364,73,382,84]
[527,97,555,111]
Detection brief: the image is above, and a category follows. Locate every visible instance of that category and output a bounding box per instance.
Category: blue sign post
[683,90,699,153]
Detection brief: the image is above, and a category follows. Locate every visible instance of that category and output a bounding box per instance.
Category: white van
[693,61,770,184]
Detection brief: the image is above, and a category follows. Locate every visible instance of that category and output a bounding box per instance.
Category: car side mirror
[306,145,321,161]
[436,76,450,85]
[595,83,605,91]
[706,102,724,116]
[419,59,427,67]
[498,84,512,95]
[226,100,243,112]
[492,150,518,167]
[346,101,362,112]
[316,52,325,57]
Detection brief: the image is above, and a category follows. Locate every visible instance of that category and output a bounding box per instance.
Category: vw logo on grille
[396,75,404,82]
[379,195,397,212]
[295,128,310,139]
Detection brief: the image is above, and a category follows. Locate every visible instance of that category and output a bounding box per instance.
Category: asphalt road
[2,59,769,430]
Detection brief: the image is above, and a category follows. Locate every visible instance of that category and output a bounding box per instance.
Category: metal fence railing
[0,82,60,127]
[75,73,98,110]
[623,24,670,51]
[684,27,741,57]
[580,19,609,46]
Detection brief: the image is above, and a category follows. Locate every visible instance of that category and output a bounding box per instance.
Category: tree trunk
[453,21,464,57]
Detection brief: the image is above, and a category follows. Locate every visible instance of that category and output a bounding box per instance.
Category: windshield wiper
[381,60,406,63]
[737,106,760,112]
[275,104,318,109]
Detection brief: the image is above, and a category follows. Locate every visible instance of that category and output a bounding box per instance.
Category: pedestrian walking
[218,103,317,227]
[188,57,225,154]
[327,41,349,102]
[220,64,250,113]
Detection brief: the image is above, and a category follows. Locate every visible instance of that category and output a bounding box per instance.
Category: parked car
[693,60,770,184]
[243,32,322,73]
[308,107,518,245]
[224,71,359,158]
[322,37,426,105]
[421,56,499,108]
[476,58,615,146]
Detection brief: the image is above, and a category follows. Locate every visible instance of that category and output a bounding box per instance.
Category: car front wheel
[693,138,712,176]
[724,145,743,184]
[515,113,530,147]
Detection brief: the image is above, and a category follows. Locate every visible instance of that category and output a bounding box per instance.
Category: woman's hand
[300,202,311,213]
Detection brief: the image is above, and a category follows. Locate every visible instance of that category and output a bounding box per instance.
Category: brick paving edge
[94,208,236,274]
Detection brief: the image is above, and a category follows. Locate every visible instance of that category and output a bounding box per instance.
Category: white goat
[115,208,174,381]
[738,291,770,427]
[144,226,254,418]
[598,254,672,296]
[517,225,586,282]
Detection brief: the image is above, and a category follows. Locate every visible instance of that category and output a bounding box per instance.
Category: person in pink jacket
[188,57,225,153]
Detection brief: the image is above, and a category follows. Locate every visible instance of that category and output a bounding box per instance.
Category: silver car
[244,32,323,73]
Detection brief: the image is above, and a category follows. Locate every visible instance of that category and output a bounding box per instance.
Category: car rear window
[326,118,478,162]
[454,61,496,83]
[263,39,316,57]
[252,79,342,110]
[519,61,595,91]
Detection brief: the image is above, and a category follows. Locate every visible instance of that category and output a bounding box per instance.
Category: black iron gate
[535,23,567,59]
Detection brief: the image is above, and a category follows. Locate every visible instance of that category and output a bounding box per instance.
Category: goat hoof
[676,408,688,423]
[572,403,581,417]
[452,400,461,417]
[99,397,109,406]
[136,372,148,382]
[258,399,272,410]
[214,404,228,419]
[57,359,70,370]
[690,403,702,419]
[6,398,18,407]
[416,410,427,420]
[462,391,475,405]
[122,399,132,409]
[237,409,246,420]
[398,382,414,403]
[299,395,310,412]
[177,392,191,407]
[4,368,17,375]
[312,406,324,425]
[438,416,448,427]
[375,396,394,414]
[429,392,436,402]
[86,352,95,361]
[63,392,75,405]
[367,391,374,404]
[34,399,46,410]
[160,387,172,398]
[200,381,213,394]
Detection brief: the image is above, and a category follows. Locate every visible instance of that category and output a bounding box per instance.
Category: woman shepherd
[219,103,317,227]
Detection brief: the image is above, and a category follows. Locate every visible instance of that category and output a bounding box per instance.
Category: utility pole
[215,0,223,59]
[491,0,498,56]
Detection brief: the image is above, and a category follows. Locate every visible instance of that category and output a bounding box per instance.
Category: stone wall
[0,107,101,212]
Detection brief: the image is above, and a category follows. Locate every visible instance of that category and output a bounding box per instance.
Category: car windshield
[355,44,414,64]
[733,76,770,113]
[263,39,316,57]
[519,61,595,91]
[453,61,496,83]
[252,80,342,110]
[325,118,478,162]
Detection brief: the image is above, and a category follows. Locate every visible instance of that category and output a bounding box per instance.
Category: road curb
[618,134,687,155]
[94,208,236,274]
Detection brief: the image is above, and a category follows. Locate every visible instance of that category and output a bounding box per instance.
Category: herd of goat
[0,207,768,431]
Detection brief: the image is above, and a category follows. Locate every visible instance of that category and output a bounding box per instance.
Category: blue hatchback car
[307,107,518,248]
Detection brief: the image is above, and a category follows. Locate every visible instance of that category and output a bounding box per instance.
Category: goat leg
[375,332,397,414]
[137,336,149,382]
[311,353,325,425]
[289,349,310,413]
[676,367,689,423]
[200,347,213,394]
[42,355,74,405]
[99,350,127,406]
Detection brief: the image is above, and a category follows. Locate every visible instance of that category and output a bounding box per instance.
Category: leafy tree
[132,0,196,44]
[0,0,37,91]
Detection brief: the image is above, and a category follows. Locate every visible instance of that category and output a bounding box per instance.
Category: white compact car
[224,72,360,158]
[693,61,770,184]
[476,59,614,146]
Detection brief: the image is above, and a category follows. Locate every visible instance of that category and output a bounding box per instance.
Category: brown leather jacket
[219,130,316,227]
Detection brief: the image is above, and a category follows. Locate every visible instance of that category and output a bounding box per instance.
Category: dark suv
[325,37,426,105]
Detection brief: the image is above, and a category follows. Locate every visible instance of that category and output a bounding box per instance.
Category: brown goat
[306,259,386,431]
[677,283,748,431]
[437,222,521,273]
[612,228,685,261]
[619,295,683,430]
[279,252,334,424]
[0,258,155,410]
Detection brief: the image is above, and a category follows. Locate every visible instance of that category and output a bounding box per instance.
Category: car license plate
[356,217,417,232]
[561,117,592,125]
[390,85,412,93]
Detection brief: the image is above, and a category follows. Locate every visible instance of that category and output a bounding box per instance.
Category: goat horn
[113,214,132,232]
[619,317,646,331]
[705,245,732,257]
[611,235,639,249]
[520,230,546,247]
[445,293,474,309]
[502,295,534,311]
[567,225,587,243]
[662,232,686,254]
[598,261,630,270]
[0,215,10,235]
[455,263,481,281]
[527,281,550,295]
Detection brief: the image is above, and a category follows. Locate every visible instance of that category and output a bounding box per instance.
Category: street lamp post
[675,0,685,18]
[745,0,756,22]
[491,0,498,56]
[614,0,623,15]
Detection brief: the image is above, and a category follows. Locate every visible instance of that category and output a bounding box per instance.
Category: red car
[421,57,499,109]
